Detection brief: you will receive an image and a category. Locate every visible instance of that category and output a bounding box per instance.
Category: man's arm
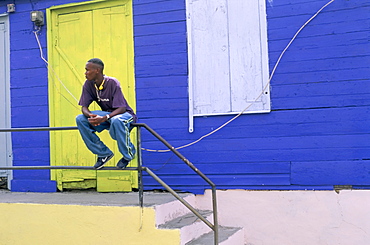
[81,106,92,118]
[84,106,126,126]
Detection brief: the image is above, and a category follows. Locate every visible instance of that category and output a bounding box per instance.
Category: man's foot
[116,158,130,169]
[94,153,114,169]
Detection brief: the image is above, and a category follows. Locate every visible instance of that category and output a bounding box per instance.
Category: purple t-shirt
[78,76,137,122]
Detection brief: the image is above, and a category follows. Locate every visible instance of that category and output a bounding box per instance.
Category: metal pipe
[0,166,139,170]
[0,127,78,132]
[212,187,219,244]
[143,167,215,230]
[136,126,144,209]
[133,123,216,188]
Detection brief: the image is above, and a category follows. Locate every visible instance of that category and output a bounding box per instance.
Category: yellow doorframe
[46,0,137,191]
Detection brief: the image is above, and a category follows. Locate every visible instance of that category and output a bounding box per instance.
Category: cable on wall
[32,0,336,153]
[33,29,81,111]
[142,0,336,153]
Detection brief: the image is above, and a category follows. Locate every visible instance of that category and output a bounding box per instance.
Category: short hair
[87,58,104,72]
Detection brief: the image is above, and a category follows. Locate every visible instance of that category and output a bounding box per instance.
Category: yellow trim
[0,203,180,245]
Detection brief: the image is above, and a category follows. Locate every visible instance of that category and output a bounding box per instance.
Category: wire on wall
[33,0,336,152]
[33,29,81,111]
[143,0,336,153]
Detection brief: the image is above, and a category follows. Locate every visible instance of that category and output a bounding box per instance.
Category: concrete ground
[0,189,190,207]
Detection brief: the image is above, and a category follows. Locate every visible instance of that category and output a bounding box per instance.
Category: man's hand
[88,114,107,126]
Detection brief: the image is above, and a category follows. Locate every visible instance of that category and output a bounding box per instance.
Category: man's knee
[76,114,87,124]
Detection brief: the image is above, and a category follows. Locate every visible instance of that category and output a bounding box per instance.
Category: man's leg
[109,112,136,168]
[75,111,113,159]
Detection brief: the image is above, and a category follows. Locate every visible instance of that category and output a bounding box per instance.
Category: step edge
[185,226,244,245]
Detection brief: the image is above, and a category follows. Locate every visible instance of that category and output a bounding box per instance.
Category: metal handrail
[0,124,219,244]
[132,123,218,244]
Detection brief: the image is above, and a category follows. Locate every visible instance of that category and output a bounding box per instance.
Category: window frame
[186,0,270,132]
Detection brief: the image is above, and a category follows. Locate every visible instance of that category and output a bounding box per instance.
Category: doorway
[47,0,137,192]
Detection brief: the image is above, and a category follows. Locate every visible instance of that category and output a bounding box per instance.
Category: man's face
[85,62,100,81]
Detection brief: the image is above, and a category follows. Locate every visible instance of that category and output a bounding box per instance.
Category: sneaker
[116,158,130,169]
[94,153,114,169]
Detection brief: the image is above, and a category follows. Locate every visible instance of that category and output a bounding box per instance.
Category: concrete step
[158,210,213,245]
[154,193,197,226]
[154,193,245,245]
[186,226,245,245]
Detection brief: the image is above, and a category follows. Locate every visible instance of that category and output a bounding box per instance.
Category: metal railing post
[212,187,219,244]
[136,126,144,209]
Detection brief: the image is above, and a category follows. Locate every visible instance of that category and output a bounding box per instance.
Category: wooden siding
[7,0,83,191]
[3,0,369,193]
[134,0,370,193]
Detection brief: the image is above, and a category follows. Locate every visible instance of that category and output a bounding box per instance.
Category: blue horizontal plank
[272,81,370,97]
[10,68,48,88]
[137,108,370,137]
[141,147,369,163]
[137,109,187,119]
[134,10,185,26]
[13,169,51,180]
[269,40,369,62]
[142,120,369,143]
[266,0,334,14]
[11,105,49,127]
[272,56,369,75]
[268,6,369,30]
[137,117,188,130]
[135,63,188,77]
[137,98,188,111]
[10,49,46,70]
[135,32,187,47]
[11,180,57,192]
[11,85,48,97]
[269,20,368,43]
[266,0,363,10]
[273,93,370,110]
[12,131,49,148]
[133,0,185,16]
[12,147,50,161]
[268,31,368,53]
[10,29,46,51]
[291,160,370,185]
[135,52,187,65]
[134,21,186,36]
[137,86,187,100]
[9,12,34,30]
[141,162,290,175]
[138,107,369,132]
[12,94,48,107]
[173,134,370,151]
[135,75,187,89]
[135,41,187,56]
[269,68,369,84]
[12,159,50,166]
[142,174,291,186]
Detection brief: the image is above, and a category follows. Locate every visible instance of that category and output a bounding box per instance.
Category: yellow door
[47,0,137,192]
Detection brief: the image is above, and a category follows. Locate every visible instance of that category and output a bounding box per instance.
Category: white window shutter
[187,0,270,132]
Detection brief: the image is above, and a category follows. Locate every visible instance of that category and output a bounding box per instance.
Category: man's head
[85,58,104,81]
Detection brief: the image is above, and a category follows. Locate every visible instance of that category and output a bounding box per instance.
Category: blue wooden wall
[2,0,369,193]
[3,0,82,191]
[133,0,370,194]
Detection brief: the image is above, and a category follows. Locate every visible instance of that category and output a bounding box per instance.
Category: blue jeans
[75,111,136,161]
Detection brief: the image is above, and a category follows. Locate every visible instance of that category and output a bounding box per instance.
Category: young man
[76,58,137,169]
